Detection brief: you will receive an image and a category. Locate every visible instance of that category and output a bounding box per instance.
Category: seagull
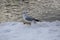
[22,11,41,24]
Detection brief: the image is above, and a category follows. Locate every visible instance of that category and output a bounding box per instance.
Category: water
[0,21,60,40]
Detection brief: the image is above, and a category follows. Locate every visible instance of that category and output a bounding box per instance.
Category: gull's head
[22,11,29,18]
[22,11,28,14]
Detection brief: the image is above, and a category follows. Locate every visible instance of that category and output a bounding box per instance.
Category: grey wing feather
[25,16,40,22]
[25,16,34,21]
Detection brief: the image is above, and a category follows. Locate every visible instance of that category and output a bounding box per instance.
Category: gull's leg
[23,20,31,25]
[23,21,31,25]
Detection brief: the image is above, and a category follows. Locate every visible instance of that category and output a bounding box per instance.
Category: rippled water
[0,21,60,40]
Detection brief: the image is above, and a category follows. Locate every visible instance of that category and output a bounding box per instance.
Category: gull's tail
[33,18,41,22]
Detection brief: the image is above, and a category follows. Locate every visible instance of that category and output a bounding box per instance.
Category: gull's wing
[25,16,40,22]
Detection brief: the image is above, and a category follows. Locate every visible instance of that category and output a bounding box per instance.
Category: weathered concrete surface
[0,0,60,23]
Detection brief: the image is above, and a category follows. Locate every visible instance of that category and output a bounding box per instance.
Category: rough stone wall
[0,0,60,23]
